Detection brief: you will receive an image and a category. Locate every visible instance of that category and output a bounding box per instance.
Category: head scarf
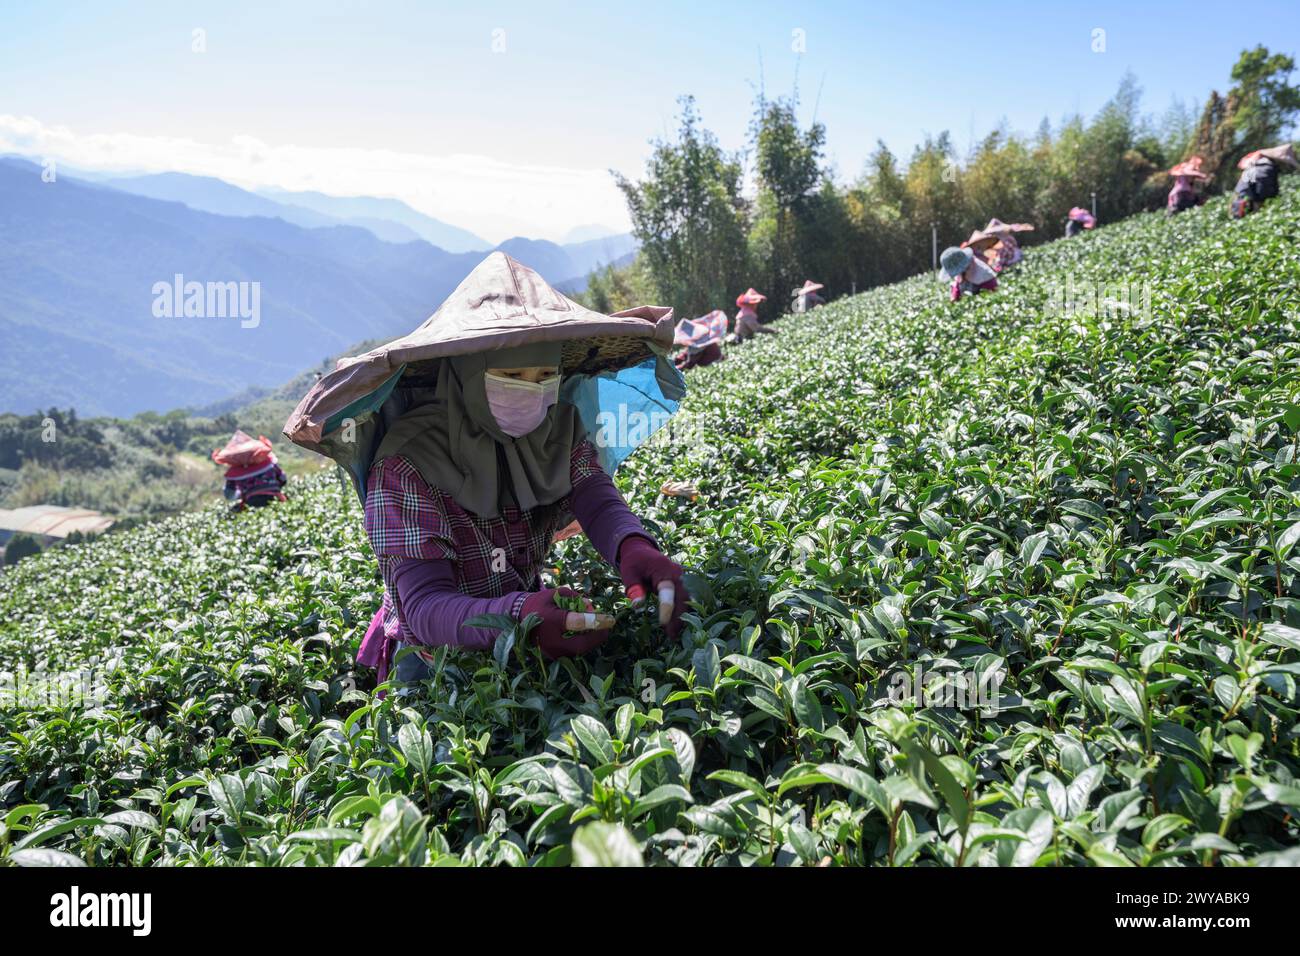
[372,341,583,518]
[966,257,997,286]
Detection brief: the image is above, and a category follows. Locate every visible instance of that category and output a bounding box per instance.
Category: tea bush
[2,188,1300,866]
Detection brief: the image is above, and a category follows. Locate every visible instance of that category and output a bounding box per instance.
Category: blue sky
[1,1,1296,241]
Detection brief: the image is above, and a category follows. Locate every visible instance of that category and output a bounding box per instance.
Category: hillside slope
[2,186,1299,866]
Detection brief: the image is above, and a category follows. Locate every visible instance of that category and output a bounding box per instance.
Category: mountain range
[0,158,636,417]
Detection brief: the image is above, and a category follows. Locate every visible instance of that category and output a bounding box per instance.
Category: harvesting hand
[617,536,685,639]
[518,588,613,659]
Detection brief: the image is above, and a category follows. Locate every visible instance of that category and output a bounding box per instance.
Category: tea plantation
[3,186,1300,867]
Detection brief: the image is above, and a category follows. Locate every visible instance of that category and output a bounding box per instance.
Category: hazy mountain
[101,172,436,245]
[496,233,637,291]
[563,233,637,273]
[0,158,639,417]
[97,170,481,250]
[563,223,622,244]
[257,186,491,253]
[101,172,341,229]
[494,237,584,290]
[0,158,481,417]
[339,216,423,244]
[559,250,637,293]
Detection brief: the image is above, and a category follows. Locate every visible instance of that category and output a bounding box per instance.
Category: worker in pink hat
[733,288,778,341]
[1230,144,1296,218]
[791,280,825,314]
[1167,157,1209,215]
[212,430,288,512]
[1065,207,1096,238]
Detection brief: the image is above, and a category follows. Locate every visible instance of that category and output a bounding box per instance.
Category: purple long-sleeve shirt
[357,439,652,681]
[390,475,648,647]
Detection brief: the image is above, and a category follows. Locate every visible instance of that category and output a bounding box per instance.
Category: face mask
[484,372,561,437]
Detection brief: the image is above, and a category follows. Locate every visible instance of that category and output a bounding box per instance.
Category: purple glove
[617,536,686,640]
[518,587,612,660]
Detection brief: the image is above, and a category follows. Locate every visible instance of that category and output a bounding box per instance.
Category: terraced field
[3,185,1300,866]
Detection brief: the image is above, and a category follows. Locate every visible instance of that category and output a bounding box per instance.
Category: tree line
[580,45,1299,320]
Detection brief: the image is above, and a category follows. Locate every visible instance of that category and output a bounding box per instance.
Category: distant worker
[791,280,826,314]
[1230,144,1297,218]
[1065,206,1096,237]
[963,219,1034,272]
[673,309,728,371]
[1166,156,1209,215]
[733,288,778,341]
[941,246,998,302]
[213,429,288,512]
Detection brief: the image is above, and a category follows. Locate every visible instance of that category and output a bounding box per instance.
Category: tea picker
[1064,206,1096,237]
[1166,156,1210,215]
[940,246,998,302]
[1230,144,1297,218]
[732,288,778,341]
[673,309,728,371]
[962,219,1033,273]
[212,429,288,512]
[790,280,825,314]
[284,252,690,686]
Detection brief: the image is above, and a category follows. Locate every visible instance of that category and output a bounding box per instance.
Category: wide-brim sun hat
[283,251,685,496]
[1169,156,1209,179]
[940,246,973,278]
[983,217,1034,234]
[674,310,729,349]
[962,230,999,252]
[793,280,824,295]
[735,288,767,308]
[1238,143,1298,170]
[1068,207,1096,228]
[971,218,1035,245]
[212,429,276,468]
[286,251,676,448]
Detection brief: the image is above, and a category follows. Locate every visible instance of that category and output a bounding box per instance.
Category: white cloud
[0,114,631,244]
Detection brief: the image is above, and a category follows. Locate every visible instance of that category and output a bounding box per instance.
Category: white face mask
[484,372,561,437]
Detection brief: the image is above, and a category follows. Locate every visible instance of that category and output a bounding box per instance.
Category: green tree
[576,255,658,315]
[748,93,827,303]
[1187,46,1300,188]
[1229,46,1300,156]
[1080,74,1156,220]
[903,132,963,270]
[614,96,749,318]
[962,126,1041,233]
[852,142,911,286]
